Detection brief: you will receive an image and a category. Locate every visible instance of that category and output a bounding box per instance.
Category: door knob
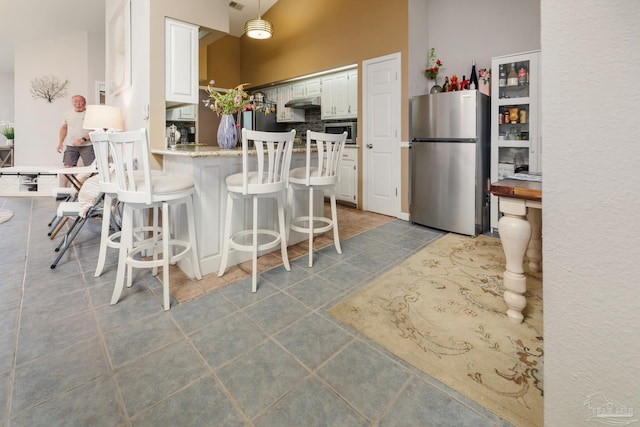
[366,144,373,149]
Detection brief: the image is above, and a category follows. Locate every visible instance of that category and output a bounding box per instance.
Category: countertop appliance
[324,121,357,144]
[410,90,490,236]
[242,101,286,133]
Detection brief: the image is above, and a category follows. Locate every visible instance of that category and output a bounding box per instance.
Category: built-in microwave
[324,121,357,144]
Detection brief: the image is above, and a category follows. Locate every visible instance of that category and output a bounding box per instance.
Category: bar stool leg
[329,189,342,254]
[112,204,133,305]
[218,193,233,277]
[186,194,202,279]
[94,193,114,277]
[252,195,259,292]
[162,202,171,310]
[278,191,290,271]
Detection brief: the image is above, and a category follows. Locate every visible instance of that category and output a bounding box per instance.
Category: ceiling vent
[229,1,244,11]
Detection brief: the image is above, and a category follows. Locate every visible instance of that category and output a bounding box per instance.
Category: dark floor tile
[316,262,368,290]
[131,376,245,426]
[19,289,90,331]
[10,375,123,427]
[317,340,411,421]
[243,292,311,335]
[190,311,267,369]
[115,340,208,418]
[261,263,312,289]
[219,278,279,309]
[378,377,497,427]
[94,288,163,332]
[171,290,236,334]
[15,310,98,366]
[104,312,184,368]
[215,340,308,420]
[11,338,108,415]
[284,275,345,309]
[275,313,352,370]
[255,377,368,427]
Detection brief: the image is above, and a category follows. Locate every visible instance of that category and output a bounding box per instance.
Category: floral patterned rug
[0,208,14,224]
[329,233,543,427]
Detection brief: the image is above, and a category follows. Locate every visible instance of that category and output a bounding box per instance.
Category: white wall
[542,0,640,424]
[422,0,540,94]
[13,32,90,167]
[0,73,14,133]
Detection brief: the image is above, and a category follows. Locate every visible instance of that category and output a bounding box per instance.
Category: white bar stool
[288,130,347,267]
[108,129,201,310]
[90,130,163,278]
[218,129,296,292]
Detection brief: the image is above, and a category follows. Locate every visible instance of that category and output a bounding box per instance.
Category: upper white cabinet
[322,69,357,120]
[490,50,541,230]
[275,85,305,123]
[165,18,198,104]
[291,78,322,99]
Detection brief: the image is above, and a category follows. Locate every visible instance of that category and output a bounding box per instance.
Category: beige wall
[206,0,409,212]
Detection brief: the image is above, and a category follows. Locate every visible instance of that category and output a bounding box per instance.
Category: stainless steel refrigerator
[242,101,286,132]
[410,90,490,236]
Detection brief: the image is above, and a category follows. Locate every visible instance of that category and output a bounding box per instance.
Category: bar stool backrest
[108,128,154,205]
[241,128,296,195]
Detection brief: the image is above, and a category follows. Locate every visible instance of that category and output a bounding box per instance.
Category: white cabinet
[166,104,196,121]
[165,18,198,104]
[321,69,357,120]
[291,78,322,99]
[336,146,358,205]
[0,167,58,197]
[274,84,305,123]
[490,50,541,230]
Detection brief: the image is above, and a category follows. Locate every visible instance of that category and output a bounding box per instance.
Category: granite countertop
[152,143,312,158]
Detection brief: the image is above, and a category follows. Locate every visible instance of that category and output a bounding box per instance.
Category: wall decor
[107,0,131,95]
[29,75,69,103]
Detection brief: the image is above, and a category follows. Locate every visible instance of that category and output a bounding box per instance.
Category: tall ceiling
[0,0,278,74]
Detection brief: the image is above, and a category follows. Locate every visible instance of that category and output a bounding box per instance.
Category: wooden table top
[490,179,542,202]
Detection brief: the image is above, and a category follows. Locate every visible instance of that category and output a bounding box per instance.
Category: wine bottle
[507,63,518,86]
[442,76,450,92]
[498,65,506,87]
[469,60,478,90]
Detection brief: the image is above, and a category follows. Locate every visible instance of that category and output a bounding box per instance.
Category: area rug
[329,233,543,427]
[0,208,14,224]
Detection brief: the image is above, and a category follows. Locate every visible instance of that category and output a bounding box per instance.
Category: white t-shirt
[63,110,90,146]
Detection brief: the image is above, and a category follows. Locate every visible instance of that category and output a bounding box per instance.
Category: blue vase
[217,114,238,149]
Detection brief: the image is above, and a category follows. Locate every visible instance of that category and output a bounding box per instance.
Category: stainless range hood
[284,96,321,109]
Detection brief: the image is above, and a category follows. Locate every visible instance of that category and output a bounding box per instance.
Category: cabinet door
[291,82,306,99]
[332,72,350,118]
[336,147,358,204]
[306,78,322,96]
[347,70,358,117]
[321,76,334,119]
[165,18,198,104]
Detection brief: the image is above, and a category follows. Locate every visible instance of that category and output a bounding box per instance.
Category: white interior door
[362,53,401,217]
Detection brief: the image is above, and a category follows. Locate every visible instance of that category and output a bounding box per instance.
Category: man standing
[57,95,93,186]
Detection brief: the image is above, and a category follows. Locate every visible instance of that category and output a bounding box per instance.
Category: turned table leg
[526,207,542,273]
[498,198,532,324]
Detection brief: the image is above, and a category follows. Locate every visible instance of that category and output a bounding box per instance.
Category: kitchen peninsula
[151,144,323,277]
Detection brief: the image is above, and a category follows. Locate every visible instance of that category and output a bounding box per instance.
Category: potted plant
[1,122,14,147]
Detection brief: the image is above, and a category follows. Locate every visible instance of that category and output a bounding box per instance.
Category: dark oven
[324,121,357,144]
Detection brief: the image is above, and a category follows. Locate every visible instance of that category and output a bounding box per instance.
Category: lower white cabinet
[0,167,58,196]
[336,146,358,205]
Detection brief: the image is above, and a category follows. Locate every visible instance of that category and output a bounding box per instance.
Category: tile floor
[0,196,513,426]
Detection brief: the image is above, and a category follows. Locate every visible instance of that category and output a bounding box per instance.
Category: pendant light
[244,0,273,39]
